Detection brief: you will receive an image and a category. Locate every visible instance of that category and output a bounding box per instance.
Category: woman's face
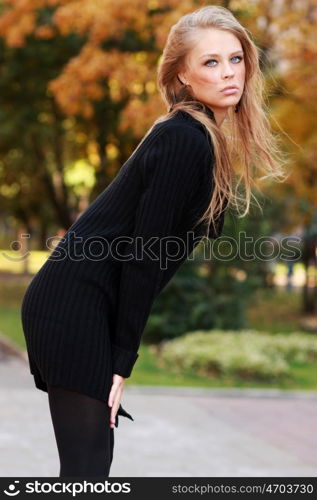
[178,29,245,120]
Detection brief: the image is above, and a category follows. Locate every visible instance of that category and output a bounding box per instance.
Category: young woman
[21,5,285,477]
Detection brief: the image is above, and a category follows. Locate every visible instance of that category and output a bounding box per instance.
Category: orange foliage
[0,0,192,120]
[0,0,316,226]
[35,25,55,39]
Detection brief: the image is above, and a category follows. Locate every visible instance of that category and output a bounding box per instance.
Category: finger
[108,389,114,408]
[111,397,120,422]
[108,382,118,408]
[110,403,119,428]
[110,393,122,428]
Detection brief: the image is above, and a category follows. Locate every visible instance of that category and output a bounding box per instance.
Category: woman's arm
[111,124,213,377]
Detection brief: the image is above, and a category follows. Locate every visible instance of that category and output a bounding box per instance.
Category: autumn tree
[0,0,316,314]
[0,0,193,239]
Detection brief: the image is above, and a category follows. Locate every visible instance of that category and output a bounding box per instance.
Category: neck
[207,106,227,127]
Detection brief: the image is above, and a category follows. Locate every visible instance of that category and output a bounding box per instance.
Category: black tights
[47,384,114,478]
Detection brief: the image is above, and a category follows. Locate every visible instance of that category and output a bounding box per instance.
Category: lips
[221,86,238,92]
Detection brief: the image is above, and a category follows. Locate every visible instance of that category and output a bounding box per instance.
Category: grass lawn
[0,258,316,390]
[133,344,317,390]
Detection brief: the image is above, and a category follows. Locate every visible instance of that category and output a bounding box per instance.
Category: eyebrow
[199,50,244,59]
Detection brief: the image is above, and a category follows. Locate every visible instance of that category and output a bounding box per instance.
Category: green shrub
[157,329,317,382]
[144,248,253,343]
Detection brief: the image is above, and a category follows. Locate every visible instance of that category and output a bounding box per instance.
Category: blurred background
[0,0,316,477]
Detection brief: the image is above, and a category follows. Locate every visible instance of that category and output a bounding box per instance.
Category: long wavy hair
[146,5,287,236]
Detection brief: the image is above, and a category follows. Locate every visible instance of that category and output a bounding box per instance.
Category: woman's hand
[108,373,126,428]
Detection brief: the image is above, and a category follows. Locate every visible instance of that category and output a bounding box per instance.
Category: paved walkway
[0,351,316,477]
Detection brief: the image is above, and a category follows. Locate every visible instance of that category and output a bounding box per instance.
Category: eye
[204,55,244,67]
[232,55,243,63]
[204,59,217,67]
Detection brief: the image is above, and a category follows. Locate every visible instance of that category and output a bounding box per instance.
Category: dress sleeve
[111,125,212,377]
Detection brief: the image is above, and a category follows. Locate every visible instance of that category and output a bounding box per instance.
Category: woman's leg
[47,384,114,478]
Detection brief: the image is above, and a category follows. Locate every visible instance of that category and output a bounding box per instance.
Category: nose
[222,62,235,79]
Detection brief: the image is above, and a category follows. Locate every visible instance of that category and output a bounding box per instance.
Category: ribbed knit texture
[21,109,227,403]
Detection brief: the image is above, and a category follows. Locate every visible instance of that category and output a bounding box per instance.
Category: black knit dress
[21,108,226,425]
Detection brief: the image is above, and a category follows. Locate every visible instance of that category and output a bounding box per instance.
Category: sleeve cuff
[111,343,139,378]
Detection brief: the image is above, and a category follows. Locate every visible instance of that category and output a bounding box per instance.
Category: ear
[177,73,186,85]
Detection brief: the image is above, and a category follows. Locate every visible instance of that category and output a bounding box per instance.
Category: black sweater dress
[21,108,226,425]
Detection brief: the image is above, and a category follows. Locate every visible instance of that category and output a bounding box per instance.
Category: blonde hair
[151,5,287,236]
